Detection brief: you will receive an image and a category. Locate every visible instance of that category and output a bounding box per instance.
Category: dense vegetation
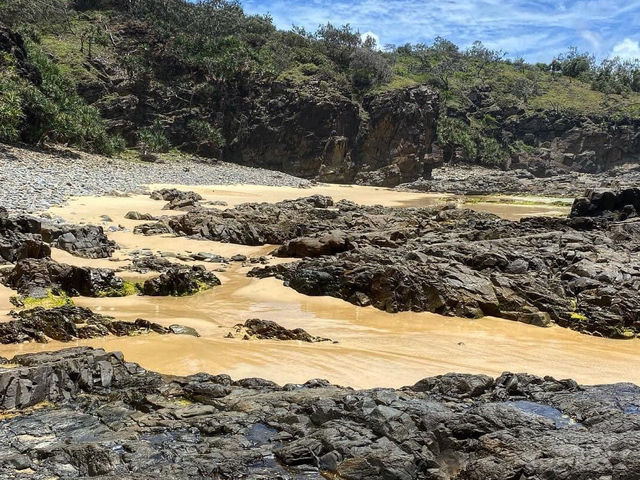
[1,0,640,164]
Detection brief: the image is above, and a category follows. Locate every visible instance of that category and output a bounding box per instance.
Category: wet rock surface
[2,258,125,298]
[228,319,332,343]
[0,306,170,344]
[135,194,639,338]
[141,265,221,296]
[0,347,639,479]
[41,223,117,258]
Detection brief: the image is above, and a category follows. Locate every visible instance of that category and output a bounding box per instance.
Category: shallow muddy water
[1,184,636,389]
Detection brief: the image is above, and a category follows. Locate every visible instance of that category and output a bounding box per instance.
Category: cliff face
[505,113,640,174]
[223,83,440,187]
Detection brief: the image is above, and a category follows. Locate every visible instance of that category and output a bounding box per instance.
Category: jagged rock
[150,188,203,209]
[41,224,117,258]
[142,265,221,296]
[0,306,169,344]
[124,211,156,220]
[228,318,332,342]
[241,200,640,338]
[570,188,640,219]
[0,209,50,263]
[133,221,172,236]
[130,255,180,273]
[0,348,639,479]
[2,258,125,298]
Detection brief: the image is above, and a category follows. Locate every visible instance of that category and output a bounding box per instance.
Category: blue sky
[239,0,640,62]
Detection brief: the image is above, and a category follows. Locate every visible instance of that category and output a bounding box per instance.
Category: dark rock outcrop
[228,318,332,342]
[2,258,125,298]
[141,265,221,296]
[41,224,117,258]
[0,208,50,263]
[354,85,440,186]
[1,347,639,479]
[570,188,640,219]
[130,255,180,273]
[0,306,169,344]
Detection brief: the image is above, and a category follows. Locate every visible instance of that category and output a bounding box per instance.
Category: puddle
[246,423,279,446]
[506,401,580,428]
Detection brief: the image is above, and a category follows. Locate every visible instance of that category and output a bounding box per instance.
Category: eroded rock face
[0,306,169,344]
[224,83,441,186]
[228,318,332,342]
[2,258,124,298]
[0,347,639,479]
[355,86,440,186]
[142,265,221,296]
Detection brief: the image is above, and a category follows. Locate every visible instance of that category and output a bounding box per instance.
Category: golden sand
[2,184,635,389]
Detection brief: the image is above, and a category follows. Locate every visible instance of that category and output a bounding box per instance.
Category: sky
[239,0,640,63]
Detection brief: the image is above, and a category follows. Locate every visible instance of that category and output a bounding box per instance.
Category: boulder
[142,265,221,296]
[2,258,125,298]
[228,319,331,342]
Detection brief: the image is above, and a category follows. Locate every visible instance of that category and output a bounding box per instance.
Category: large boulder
[41,224,117,258]
[274,230,353,258]
[228,318,331,342]
[570,188,640,219]
[0,209,50,263]
[142,265,221,296]
[2,258,125,298]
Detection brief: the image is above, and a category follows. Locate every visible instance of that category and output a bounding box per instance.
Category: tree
[315,23,361,67]
[349,36,392,89]
[511,77,540,104]
[411,37,463,91]
[554,47,594,81]
[467,41,504,80]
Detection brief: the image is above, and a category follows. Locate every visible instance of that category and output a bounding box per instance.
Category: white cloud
[360,31,381,48]
[243,0,640,62]
[611,38,640,60]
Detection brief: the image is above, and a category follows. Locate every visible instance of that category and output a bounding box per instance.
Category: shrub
[139,122,170,153]
[188,119,225,146]
[0,74,25,142]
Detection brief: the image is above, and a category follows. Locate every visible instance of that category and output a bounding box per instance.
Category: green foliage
[22,41,117,153]
[436,115,509,168]
[139,122,171,153]
[188,119,225,146]
[0,73,25,142]
[0,0,72,30]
